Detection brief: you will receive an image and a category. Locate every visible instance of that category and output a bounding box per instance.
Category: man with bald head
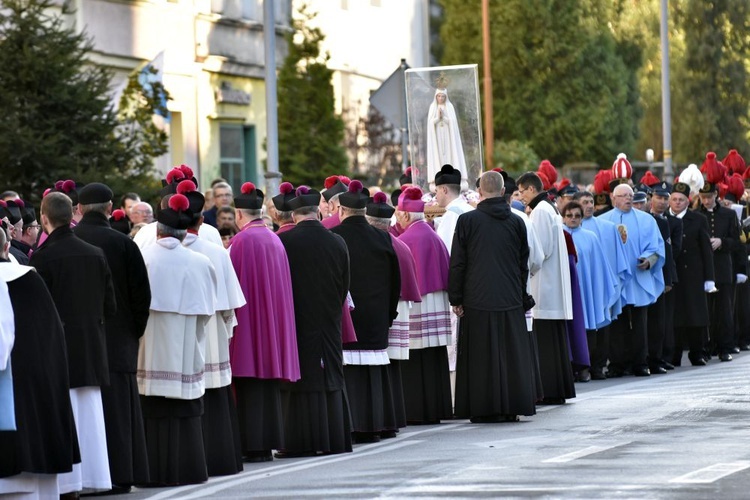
[449,171,536,423]
[598,183,665,377]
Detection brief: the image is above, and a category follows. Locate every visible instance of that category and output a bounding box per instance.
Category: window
[219,124,257,191]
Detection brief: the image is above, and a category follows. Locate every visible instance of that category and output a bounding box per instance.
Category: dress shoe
[719,353,733,362]
[660,361,675,370]
[576,368,591,383]
[590,370,606,380]
[731,347,741,354]
[380,430,398,439]
[688,357,707,366]
[352,432,381,444]
[606,369,624,378]
[274,450,318,459]
[244,450,273,463]
[649,365,668,375]
[739,344,750,351]
[470,414,519,423]
[633,367,651,377]
[83,485,132,497]
[538,397,565,405]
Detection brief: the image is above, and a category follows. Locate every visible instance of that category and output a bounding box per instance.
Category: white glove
[704,281,716,293]
[737,274,748,284]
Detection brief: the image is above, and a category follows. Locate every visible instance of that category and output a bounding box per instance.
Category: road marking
[669,462,750,483]
[542,442,630,463]
[145,424,465,500]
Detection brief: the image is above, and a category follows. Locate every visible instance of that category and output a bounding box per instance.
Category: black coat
[74,211,151,373]
[279,219,349,392]
[673,210,713,327]
[29,225,116,387]
[651,214,676,287]
[8,244,28,265]
[0,264,80,477]
[331,215,400,351]
[666,213,683,284]
[449,197,529,311]
[698,205,741,284]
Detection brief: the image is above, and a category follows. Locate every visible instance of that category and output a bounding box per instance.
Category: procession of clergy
[2,148,750,498]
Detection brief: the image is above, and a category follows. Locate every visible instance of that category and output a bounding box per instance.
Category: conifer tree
[277,5,348,187]
[0,0,169,201]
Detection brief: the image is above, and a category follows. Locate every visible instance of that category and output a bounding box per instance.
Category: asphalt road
[117,351,750,499]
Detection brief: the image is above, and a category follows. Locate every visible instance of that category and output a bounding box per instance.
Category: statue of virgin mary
[426,88,467,186]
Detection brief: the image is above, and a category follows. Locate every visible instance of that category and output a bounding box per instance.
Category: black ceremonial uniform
[698,204,741,358]
[671,210,713,365]
[661,213,683,364]
[646,214,673,371]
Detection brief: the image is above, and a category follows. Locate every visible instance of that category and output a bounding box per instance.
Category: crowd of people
[1,149,749,498]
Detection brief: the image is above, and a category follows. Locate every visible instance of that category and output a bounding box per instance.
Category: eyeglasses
[564,213,582,219]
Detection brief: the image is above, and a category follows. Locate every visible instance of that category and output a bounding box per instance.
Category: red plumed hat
[700,152,726,184]
[722,149,746,175]
[554,178,571,191]
[537,171,552,191]
[111,209,126,221]
[726,173,745,202]
[639,171,661,187]
[324,176,340,190]
[594,169,613,194]
[537,160,558,185]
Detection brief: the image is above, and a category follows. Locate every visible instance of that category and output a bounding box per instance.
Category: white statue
[426,88,467,186]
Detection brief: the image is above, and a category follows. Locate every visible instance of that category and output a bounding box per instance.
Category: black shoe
[380,430,398,439]
[739,344,750,351]
[607,369,624,378]
[633,367,651,377]
[689,357,707,366]
[538,397,566,405]
[576,368,591,383]
[244,450,273,463]
[660,361,675,370]
[731,347,741,354]
[590,370,607,380]
[470,414,518,423]
[82,486,132,497]
[274,450,317,459]
[720,353,733,362]
[352,432,381,444]
[649,365,668,375]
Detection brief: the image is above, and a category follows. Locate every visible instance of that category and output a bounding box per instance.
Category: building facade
[63,0,291,192]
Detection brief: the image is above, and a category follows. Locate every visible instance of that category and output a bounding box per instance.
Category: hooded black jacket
[449,196,529,311]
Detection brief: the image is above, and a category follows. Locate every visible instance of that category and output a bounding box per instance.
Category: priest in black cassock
[0,221,80,498]
[276,185,353,457]
[73,183,151,493]
[30,192,117,495]
[449,171,537,423]
[331,180,401,443]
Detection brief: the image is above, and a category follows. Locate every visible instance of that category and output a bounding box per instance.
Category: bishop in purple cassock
[229,182,300,463]
[396,187,453,424]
